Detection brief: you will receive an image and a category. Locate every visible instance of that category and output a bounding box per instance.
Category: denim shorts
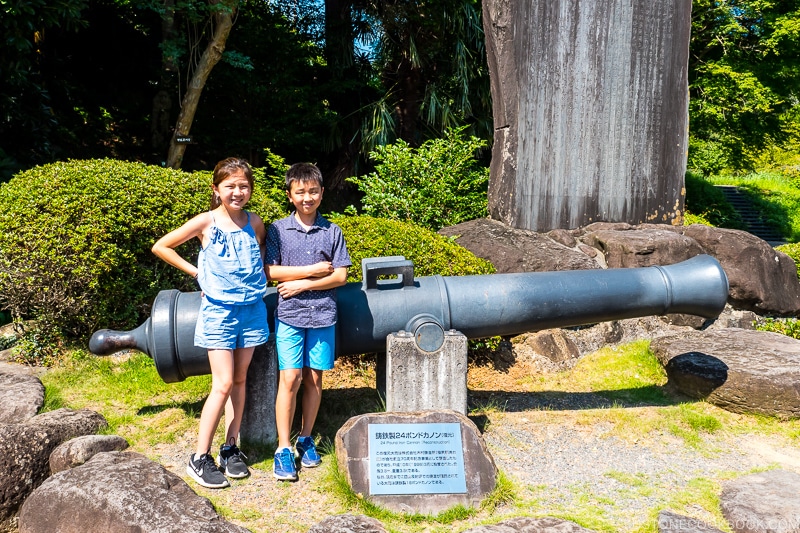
[275,319,335,371]
[194,297,269,350]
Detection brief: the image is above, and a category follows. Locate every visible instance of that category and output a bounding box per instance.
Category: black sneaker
[187,452,229,489]
[218,441,250,479]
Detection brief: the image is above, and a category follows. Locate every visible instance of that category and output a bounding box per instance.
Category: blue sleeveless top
[197,212,267,305]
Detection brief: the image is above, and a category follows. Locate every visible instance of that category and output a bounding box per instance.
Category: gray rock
[0,408,107,532]
[49,434,130,474]
[462,516,596,532]
[720,469,800,533]
[308,514,388,533]
[658,510,725,533]
[582,227,705,269]
[680,225,800,316]
[512,329,582,372]
[438,218,600,273]
[335,410,497,515]
[651,329,800,418]
[18,451,249,533]
[0,372,44,423]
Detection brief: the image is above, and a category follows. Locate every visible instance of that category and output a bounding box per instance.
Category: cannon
[89,254,729,383]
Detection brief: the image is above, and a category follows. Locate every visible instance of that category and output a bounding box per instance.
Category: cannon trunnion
[89,254,729,382]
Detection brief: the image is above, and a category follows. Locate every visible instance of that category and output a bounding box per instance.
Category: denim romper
[194,212,269,349]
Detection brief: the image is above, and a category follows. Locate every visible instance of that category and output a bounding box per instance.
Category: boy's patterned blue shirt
[265,212,351,328]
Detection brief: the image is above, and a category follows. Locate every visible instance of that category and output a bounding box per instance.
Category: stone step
[714,185,786,245]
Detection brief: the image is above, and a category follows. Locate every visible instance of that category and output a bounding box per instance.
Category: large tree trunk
[483,1,692,231]
[166,0,237,169]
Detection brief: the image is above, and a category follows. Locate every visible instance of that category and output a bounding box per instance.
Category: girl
[152,157,268,489]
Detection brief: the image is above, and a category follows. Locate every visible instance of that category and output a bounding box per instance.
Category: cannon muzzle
[90,254,729,382]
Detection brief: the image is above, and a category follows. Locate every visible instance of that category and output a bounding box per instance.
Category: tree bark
[483,0,692,231]
[166,0,237,169]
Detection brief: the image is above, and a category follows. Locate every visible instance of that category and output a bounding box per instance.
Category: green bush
[330,215,495,281]
[0,159,285,336]
[347,127,489,230]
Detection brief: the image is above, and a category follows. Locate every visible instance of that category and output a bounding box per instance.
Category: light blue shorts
[275,319,335,371]
[194,298,269,350]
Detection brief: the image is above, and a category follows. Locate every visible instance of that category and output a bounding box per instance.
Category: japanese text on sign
[368,422,466,495]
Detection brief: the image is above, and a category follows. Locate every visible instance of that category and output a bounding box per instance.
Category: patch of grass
[41,349,213,448]
[565,340,670,406]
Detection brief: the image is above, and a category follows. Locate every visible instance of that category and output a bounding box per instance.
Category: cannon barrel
[89,254,729,382]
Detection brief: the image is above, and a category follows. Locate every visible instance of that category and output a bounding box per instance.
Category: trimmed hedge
[0,159,285,335]
[330,215,495,281]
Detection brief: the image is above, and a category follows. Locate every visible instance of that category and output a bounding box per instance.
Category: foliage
[347,128,490,230]
[757,317,800,339]
[0,159,284,336]
[330,215,495,282]
[777,242,800,276]
[10,321,63,367]
[683,172,746,229]
[193,2,335,169]
[688,0,800,175]
[0,0,88,179]
[349,0,492,151]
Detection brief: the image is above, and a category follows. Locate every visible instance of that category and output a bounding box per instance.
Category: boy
[264,162,351,481]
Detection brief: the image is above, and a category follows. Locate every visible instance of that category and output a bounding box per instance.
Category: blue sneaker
[273,447,297,481]
[295,436,322,468]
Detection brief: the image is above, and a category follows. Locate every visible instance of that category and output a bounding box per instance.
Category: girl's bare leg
[195,349,234,456]
[223,346,255,444]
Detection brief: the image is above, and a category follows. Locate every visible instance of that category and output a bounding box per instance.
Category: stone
[385,330,467,414]
[18,451,249,533]
[582,227,706,269]
[0,372,44,423]
[482,1,691,231]
[657,510,725,533]
[720,469,800,533]
[307,514,388,533]
[335,410,497,515]
[438,218,600,273]
[651,329,800,418]
[680,225,800,316]
[49,434,130,474]
[241,341,278,444]
[512,329,582,372]
[0,408,107,532]
[461,516,597,532]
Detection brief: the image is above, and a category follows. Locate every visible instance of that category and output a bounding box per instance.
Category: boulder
[651,329,800,418]
[720,469,800,533]
[438,218,600,273]
[461,517,596,532]
[657,510,725,533]
[581,226,705,268]
[511,329,582,372]
[49,434,130,474]
[335,410,497,515]
[0,372,44,423]
[18,451,249,533]
[0,408,106,533]
[308,514,388,533]
[680,225,800,316]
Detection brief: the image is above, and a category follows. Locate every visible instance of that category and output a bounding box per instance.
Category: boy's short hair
[285,162,323,191]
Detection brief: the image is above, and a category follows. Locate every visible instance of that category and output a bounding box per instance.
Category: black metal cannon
[89,254,729,383]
